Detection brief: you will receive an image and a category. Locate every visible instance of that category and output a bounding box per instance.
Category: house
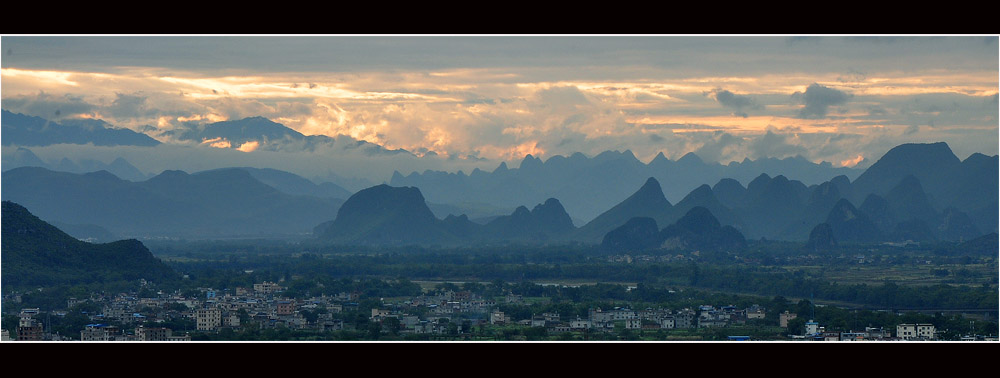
[490,310,506,325]
[804,320,820,336]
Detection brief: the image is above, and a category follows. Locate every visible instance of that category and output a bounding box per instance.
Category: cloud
[107,92,149,119]
[747,129,809,159]
[2,92,96,120]
[708,88,762,118]
[795,83,851,119]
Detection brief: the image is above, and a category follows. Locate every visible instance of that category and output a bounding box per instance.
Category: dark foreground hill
[1,201,178,288]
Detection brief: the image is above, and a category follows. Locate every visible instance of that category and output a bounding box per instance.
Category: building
[779,311,797,328]
[804,320,820,336]
[196,306,222,331]
[17,310,43,341]
[137,326,172,341]
[490,310,506,325]
[897,323,936,340]
[746,305,766,320]
[276,300,296,316]
[253,282,282,295]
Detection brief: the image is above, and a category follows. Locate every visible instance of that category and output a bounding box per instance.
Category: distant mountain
[481,198,576,242]
[1,167,343,238]
[666,184,742,232]
[805,223,837,252]
[601,217,661,253]
[658,207,746,252]
[2,147,150,181]
[1,201,178,287]
[202,167,352,200]
[573,177,673,243]
[391,149,861,223]
[849,142,997,233]
[315,184,580,246]
[315,184,459,246]
[167,116,411,156]
[1,109,161,147]
[825,199,884,244]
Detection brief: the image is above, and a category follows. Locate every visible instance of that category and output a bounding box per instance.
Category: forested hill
[1,201,179,287]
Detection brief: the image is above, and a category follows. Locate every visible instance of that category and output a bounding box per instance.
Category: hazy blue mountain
[780,181,843,241]
[848,142,997,234]
[1,166,342,238]
[601,217,661,253]
[658,206,746,252]
[936,208,981,242]
[197,116,305,147]
[805,223,837,252]
[859,194,896,232]
[666,184,742,232]
[202,167,352,200]
[825,199,884,244]
[572,177,673,243]
[391,149,860,224]
[315,184,459,246]
[1,201,177,288]
[890,219,937,242]
[48,220,119,243]
[712,178,748,210]
[1,147,150,181]
[482,198,576,242]
[1,109,161,147]
[851,142,961,202]
[884,175,940,226]
[735,174,810,239]
[169,116,411,156]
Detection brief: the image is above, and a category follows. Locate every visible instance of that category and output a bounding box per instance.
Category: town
[3,277,985,342]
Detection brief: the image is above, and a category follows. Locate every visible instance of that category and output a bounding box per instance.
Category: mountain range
[314,142,996,248]
[1,166,347,238]
[1,109,161,147]
[2,112,995,248]
[390,149,863,223]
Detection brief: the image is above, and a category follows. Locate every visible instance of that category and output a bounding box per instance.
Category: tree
[787,317,806,336]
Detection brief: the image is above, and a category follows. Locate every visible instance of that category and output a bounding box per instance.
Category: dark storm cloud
[2,92,96,120]
[795,83,851,119]
[709,88,762,118]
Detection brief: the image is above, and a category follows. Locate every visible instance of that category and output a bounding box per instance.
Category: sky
[1,35,998,177]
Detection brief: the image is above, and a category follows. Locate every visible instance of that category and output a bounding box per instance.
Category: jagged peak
[494,161,509,172]
[677,151,704,165]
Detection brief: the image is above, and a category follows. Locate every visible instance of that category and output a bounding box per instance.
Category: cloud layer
[2,36,997,180]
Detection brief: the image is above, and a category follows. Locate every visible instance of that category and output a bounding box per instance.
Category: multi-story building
[897,323,936,340]
[137,326,172,341]
[196,306,222,331]
[779,311,798,328]
[253,282,282,295]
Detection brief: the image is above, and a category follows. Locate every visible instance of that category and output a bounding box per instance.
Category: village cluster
[2,279,946,342]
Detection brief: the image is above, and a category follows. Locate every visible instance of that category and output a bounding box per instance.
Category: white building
[896,323,936,340]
